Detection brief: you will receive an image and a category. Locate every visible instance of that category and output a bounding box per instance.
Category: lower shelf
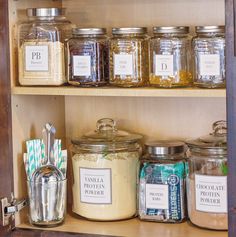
[17,214,228,237]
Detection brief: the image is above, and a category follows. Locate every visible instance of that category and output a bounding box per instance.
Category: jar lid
[195,25,225,34]
[153,26,189,34]
[145,141,186,156]
[186,120,227,155]
[71,118,142,151]
[72,28,107,35]
[112,27,147,35]
[27,8,66,17]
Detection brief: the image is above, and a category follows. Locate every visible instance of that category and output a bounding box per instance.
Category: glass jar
[192,26,225,88]
[109,27,149,87]
[71,118,142,221]
[18,8,74,86]
[149,26,192,88]
[66,28,109,87]
[186,120,227,230]
[139,141,187,222]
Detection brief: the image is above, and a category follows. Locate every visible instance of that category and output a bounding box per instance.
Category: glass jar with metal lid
[109,27,149,87]
[186,120,227,230]
[149,26,192,88]
[18,8,74,85]
[71,118,142,221]
[139,141,187,223]
[66,28,109,87]
[192,26,225,88]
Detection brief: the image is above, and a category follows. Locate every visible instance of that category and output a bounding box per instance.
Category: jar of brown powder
[186,120,227,230]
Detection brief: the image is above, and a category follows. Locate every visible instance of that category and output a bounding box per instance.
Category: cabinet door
[0,0,15,235]
[227,0,236,237]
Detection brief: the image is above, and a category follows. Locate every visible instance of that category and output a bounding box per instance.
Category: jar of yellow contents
[71,118,142,221]
[109,27,149,87]
[149,26,192,88]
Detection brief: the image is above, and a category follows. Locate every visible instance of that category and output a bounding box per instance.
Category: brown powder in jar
[187,177,228,230]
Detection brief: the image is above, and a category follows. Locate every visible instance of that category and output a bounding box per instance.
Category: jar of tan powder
[71,118,142,221]
[18,8,74,85]
[186,120,227,230]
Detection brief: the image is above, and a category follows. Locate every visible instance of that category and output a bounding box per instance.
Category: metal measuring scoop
[30,123,64,223]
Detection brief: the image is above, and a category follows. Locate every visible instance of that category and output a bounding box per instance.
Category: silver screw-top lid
[72,28,107,35]
[27,8,66,17]
[195,25,225,34]
[153,26,189,34]
[145,141,186,156]
[112,27,147,35]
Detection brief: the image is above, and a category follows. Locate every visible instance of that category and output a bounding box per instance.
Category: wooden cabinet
[0,0,233,236]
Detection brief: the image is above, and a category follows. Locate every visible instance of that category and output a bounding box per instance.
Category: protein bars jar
[139,141,187,222]
[192,26,225,88]
[66,28,109,86]
[186,120,227,230]
[18,8,73,85]
[109,27,149,87]
[149,26,192,88]
[71,118,142,221]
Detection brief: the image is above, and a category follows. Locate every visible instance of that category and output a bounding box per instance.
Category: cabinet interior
[9,0,227,236]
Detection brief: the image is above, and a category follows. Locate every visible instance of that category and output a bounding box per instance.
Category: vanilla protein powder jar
[71,118,142,221]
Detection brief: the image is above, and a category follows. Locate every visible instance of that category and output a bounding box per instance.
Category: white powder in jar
[19,41,66,85]
[72,151,140,221]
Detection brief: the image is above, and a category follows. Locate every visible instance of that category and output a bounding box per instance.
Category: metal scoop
[29,123,65,224]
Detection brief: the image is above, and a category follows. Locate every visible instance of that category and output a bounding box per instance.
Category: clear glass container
[66,28,109,87]
[27,179,67,227]
[18,8,74,86]
[192,26,225,88]
[139,141,187,222]
[149,26,192,88]
[186,120,227,230]
[109,27,149,87]
[71,118,142,221]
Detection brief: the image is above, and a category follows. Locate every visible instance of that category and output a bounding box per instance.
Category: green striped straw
[26,140,36,179]
[54,139,59,167]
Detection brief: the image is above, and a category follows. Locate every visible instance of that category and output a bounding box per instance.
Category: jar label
[199,54,220,76]
[73,55,91,76]
[114,54,134,76]
[195,174,227,213]
[154,55,174,76]
[79,168,112,204]
[25,45,49,72]
[145,184,169,210]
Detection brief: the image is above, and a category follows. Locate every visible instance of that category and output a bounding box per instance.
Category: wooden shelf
[11,86,226,97]
[17,214,227,237]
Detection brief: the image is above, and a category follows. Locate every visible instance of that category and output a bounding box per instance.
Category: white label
[114,54,133,76]
[155,55,174,76]
[73,55,91,76]
[199,54,220,76]
[195,174,227,213]
[80,168,112,204]
[25,45,49,71]
[145,184,169,209]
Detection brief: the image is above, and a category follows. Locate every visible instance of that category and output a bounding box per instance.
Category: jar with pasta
[109,27,149,87]
[18,8,73,85]
[192,26,225,88]
[149,26,192,88]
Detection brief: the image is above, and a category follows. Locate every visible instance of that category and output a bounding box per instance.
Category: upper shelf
[11,86,226,98]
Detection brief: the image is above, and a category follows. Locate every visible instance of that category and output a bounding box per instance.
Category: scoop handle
[43,123,56,166]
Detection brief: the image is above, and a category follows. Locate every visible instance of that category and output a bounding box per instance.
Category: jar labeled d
[149,26,192,88]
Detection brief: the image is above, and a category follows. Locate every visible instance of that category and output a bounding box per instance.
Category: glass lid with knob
[71,118,142,152]
[186,120,227,155]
